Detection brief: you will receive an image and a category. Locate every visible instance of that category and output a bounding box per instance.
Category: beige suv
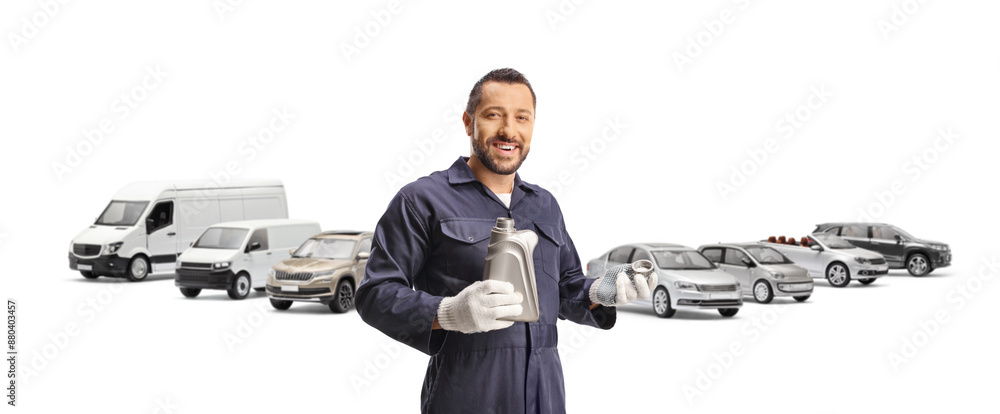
[265,231,372,313]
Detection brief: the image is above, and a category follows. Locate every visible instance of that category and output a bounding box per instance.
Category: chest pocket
[533,222,565,281]
[439,218,495,281]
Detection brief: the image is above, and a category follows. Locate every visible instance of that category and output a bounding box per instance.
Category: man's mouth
[491,141,519,156]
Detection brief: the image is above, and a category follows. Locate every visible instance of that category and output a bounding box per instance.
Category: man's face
[464,81,534,175]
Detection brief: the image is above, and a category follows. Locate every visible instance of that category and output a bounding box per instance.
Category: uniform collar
[447,156,539,193]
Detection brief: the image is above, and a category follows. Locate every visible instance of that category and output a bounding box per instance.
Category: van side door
[245,228,271,287]
[145,199,178,273]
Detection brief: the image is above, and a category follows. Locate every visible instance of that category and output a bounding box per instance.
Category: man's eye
[487,113,499,118]
[519,116,529,121]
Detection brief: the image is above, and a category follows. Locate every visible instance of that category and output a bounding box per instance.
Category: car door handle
[167,232,176,236]
[266,252,272,255]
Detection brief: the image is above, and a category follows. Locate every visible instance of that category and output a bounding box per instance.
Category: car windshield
[95,200,149,226]
[651,250,716,270]
[889,225,915,240]
[293,238,356,259]
[811,233,855,249]
[194,228,248,249]
[745,246,792,264]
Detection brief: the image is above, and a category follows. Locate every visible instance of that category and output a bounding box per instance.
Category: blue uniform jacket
[356,157,616,413]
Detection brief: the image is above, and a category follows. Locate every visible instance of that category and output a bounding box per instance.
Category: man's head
[463,68,536,176]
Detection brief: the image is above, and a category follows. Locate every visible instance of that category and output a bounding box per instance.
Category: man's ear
[462,111,473,136]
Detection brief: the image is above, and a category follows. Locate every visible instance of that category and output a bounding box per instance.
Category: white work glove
[589,270,658,307]
[437,280,524,334]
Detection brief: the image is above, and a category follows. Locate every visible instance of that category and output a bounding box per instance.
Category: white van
[68,180,288,281]
[174,219,322,300]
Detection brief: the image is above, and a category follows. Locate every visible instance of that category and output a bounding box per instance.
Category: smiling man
[356,68,656,413]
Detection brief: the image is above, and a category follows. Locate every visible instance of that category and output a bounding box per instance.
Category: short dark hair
[465,68,537,117]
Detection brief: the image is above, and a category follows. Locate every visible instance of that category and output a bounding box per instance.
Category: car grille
[778,283,812,292]
[176,274,228,284]
[266,286,331,295]
[699,284,737,292]
[274,270,312,281]
[180,262,213,269]
[73,244,101,256]
[869,258,887,265]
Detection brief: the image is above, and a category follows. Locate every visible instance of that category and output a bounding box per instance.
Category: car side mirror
[189,242,193,247]
[145,218,155,234]
[356,252,370,261]
[247,241,261,252]
[740,257,755,268]
[289,248,297,255]
[894,235,902,244]
[810,244,823,252]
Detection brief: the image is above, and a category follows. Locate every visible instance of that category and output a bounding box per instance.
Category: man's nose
[497,116,515,139]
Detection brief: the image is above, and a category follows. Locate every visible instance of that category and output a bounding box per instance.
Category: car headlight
[312,270,337,281]
[770,272,786,279]
[674,281,698,291]
[854,257,871,264]
[213,262,231,269]
[931,244,949,251]
[104,242,124,255]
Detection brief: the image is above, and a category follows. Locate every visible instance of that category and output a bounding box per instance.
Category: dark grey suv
[813,223,951,276]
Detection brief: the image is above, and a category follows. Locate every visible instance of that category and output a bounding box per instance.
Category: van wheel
[328,279,354,313]
[718,308,739,317]
[652,287,675,318]
[858,278,876,285]
[80,271,98,279]
[228,273,251,300]
[126,256,149,282]
[826,262,850,288]
[179,287,201,298]
[753,280,774,304]
[270,298,292,310]
[907,253,930,277]
[793,295,810,302]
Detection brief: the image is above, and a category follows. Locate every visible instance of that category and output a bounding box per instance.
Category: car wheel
[652,287,676,318]
[328,279,354,313]
[80,271,98,279]
[270,298,292,310]
[826,262,850,288]
[793,295,810,302]
[179,287,201,298]
[126,255,150,282]
[858,278,876,285]
[718,308,739,317]
[907,253,930,277]
[227,273,252,300]
[753,280,774,304]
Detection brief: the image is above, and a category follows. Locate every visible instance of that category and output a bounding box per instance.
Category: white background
[2,0,998,412]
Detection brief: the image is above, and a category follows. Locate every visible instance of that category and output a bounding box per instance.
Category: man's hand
[589,271,658,307]
[436,280,524,334]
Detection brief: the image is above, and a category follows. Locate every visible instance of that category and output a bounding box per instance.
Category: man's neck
[467,156,514,195]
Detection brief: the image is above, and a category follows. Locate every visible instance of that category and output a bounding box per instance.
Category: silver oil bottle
[481,217,540,322]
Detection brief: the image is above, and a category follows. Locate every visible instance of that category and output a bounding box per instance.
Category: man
[355,68,656,413]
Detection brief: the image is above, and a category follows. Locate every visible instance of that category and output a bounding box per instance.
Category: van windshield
[293,238,356,259]
[194,228,248,249]
[95,200,149,226]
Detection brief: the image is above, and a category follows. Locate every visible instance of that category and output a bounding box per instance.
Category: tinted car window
[823,226,842,235]
[609,247,633,264]
[872,226,900,240]
[701,248,723,263]
[247,228,268,252]
[842,225,868,238]
[147,201,173,232]
[724,249,750,266]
